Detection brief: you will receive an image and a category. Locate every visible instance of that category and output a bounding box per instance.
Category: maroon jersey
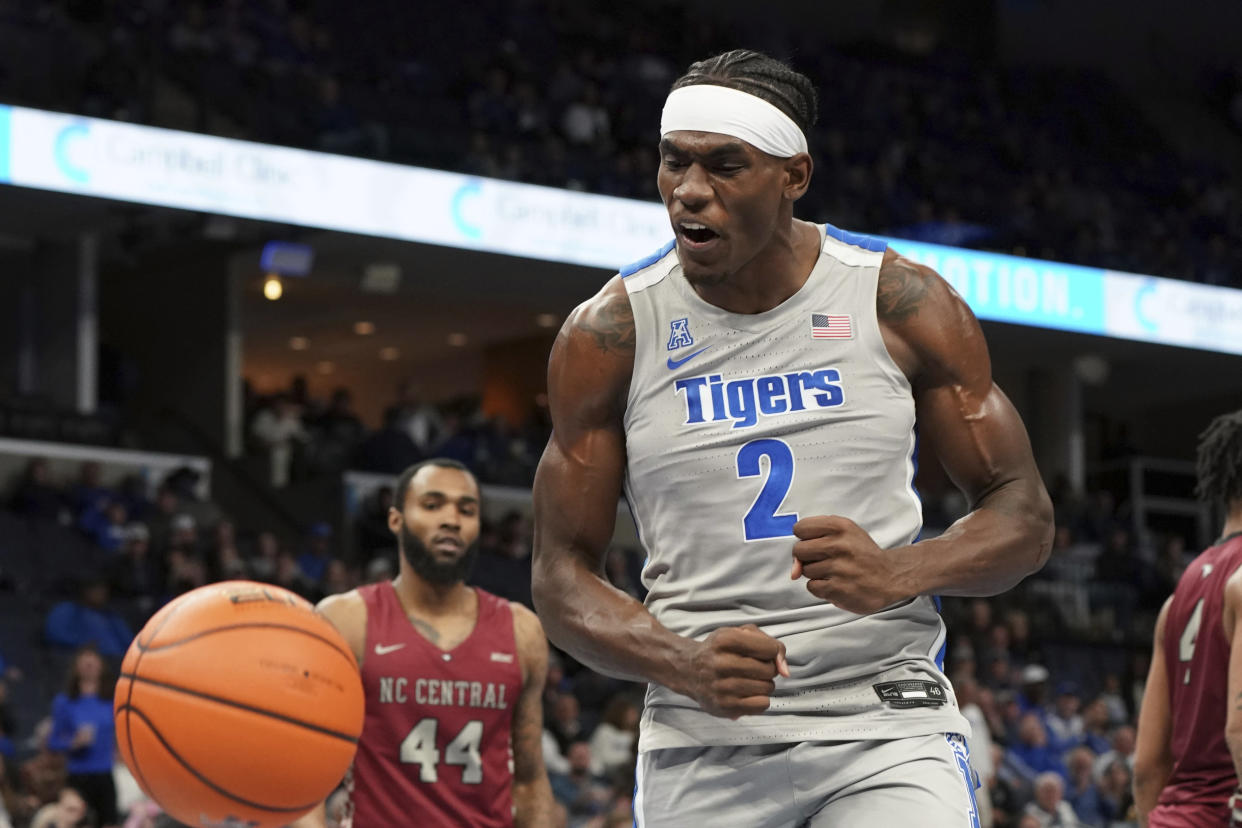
[1155,533,1242,824]
[345,582,522,828]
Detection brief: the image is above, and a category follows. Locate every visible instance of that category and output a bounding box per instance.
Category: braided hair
[671,49,819,138]
[1196,409,1242,513]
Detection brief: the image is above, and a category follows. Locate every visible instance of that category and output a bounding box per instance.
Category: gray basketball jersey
[621,224,970,751]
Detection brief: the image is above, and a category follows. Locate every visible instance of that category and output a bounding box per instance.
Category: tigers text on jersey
[621,224,969,751]
[345,582,522,827]
[1157,532,1242,818]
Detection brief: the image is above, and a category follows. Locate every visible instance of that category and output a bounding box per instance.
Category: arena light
[262,275,283,301]
[353,321,376,335]
[447,333,468,347]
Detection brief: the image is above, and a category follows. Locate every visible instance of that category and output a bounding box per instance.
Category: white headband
[660,84,808,158]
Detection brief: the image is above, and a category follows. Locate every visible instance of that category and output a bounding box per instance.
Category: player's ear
[783,152,812,201]
[387,506,403,536]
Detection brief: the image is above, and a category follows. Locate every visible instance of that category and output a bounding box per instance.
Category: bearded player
[293,459,555,827]
[1135,410,1242,827]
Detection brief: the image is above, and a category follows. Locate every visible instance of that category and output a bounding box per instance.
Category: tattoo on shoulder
[877,258,930,323]
[575,291,635,353]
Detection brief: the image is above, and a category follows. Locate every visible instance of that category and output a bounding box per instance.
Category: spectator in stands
[144,487,180,554]
[469,511,533,608]
[393,383,443,456]
[549,741,610,824]
[251,394,308,488]
[163,468,219,530]
[89,501,130,554]
[1063,746,1103,827]
[108,528,157,613]
[11,459,65,522]
[546,692,584,755]
[1046,682,1084,752]
[560,82,609,146]
[29,786,89,828]
[68,463,112,521]
[162,548,207,600]
[296,522,333,583]
[364,556,393,584]
[953,672,995,827]
[44,578,133,659]
[1095,759,1133,824]
[1097,674,1129,727]
[1018,663,1052,713]
[1008,712,1066,781]
[309,388,365,473]
[1091,725,1135,780]
[249,531,281,581]
[47,647,117,826]
[20,718,68,814]
[1023,772,1080,827]
[1079,697,1111,756]
[587,696,637,780]
[207,520,245,580]
[166,514,199,557]
[322,558,351,597]
[273,550,315,600]
[353,406,422,474]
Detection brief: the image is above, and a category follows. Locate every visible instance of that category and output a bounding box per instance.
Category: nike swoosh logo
[374,643,407,656]
[666,346,711,370]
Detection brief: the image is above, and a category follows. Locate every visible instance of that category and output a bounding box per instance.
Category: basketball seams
[115,704,320,814]
[137,620,355,665]
[120,671,360,744]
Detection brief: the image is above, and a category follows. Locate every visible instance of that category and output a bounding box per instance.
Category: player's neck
[691,218,819,314]
[392,571,474,615]
[1221,507,1242,541]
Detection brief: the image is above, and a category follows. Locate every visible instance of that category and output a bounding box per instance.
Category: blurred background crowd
[0,0,1239,288]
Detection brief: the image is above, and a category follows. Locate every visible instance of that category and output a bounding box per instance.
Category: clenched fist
[683,624,790,719]
[790,515,916,614]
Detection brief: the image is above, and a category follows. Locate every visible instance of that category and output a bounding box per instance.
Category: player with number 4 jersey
[291,459,555,828]
[1136,410,1242,828]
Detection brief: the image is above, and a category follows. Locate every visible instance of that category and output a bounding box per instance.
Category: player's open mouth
[677,221,721,250]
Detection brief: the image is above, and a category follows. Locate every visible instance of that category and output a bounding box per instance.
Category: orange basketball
[114,581,364,828]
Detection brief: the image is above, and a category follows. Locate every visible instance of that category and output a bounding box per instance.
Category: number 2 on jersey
[1178,598,1204,685]
[400,718,484,784]
[737,439,799,541]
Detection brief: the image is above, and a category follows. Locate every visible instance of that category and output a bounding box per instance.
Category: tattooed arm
[1134,598,1173,826]
[531,278,694,686]
[510,604,558,828]
[882,249,1052,597]
[793,250,1053,611]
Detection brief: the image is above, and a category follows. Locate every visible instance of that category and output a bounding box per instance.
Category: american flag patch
[811,313,852,339]
[490,652,514,664]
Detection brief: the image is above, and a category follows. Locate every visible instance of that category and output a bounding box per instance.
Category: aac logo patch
[667,318,694,350]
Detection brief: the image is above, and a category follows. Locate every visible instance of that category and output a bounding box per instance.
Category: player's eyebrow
[659,138,750,160]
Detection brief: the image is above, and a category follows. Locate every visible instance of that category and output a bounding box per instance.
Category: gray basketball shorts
[634,733,980,827]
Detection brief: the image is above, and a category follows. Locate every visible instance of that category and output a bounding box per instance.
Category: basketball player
[1135,410,1242,827]
[292,459,555,827]
[532,50,1054,826]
